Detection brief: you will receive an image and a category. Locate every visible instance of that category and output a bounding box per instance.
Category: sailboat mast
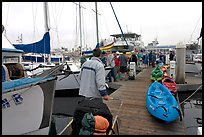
[44,2,50,32]
[79,2,82,56]
[43,2,51,63]
[95,2,99,44]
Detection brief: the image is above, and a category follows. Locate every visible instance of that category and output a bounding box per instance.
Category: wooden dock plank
[105,67,186,135]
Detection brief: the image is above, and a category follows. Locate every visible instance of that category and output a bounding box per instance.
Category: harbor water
[179,91,202,135]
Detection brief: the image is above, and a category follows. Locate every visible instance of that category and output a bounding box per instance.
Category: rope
[88,2,97,47]
[189,13,202,41]
[98,3,110,36]
[179,85,202,105]
[109,2,129,49]
[3,3,10,28]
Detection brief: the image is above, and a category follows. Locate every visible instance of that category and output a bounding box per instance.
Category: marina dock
[105,67,187,135]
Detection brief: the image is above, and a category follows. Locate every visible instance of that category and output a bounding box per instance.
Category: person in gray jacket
[79,48,112,101]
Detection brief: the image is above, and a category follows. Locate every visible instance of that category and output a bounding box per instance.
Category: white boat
[55,60,111,95]
[2,31,62,135]
[109,32,143,52]
[22,61,56,77]
[193,53,202,63]
[2,75,57,135]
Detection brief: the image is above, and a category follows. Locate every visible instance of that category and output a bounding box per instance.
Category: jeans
[108,67,116,82]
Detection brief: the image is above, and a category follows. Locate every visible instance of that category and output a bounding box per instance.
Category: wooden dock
[105,67,186,135]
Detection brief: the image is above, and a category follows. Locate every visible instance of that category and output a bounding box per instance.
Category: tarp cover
[13,32,50,54]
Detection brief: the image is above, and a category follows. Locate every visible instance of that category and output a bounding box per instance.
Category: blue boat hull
[146,82,180,122]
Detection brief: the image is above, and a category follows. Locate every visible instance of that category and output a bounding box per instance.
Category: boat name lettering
[2,93,23,109]
[2,98,10,109]
[12,93,23,105]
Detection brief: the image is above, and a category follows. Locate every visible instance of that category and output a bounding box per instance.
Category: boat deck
[105,67,186,135]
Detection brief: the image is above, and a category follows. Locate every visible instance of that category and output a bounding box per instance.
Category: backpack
[79,112,110,135]
[71,98,113,135]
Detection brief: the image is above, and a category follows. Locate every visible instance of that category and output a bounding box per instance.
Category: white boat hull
[2,78,56,135]
[55,67,111,92]
[56,73,80,90]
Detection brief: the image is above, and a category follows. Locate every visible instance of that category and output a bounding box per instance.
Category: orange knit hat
[93,115,110,135]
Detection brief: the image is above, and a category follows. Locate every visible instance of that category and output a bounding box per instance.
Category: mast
[73,2,86,55]
[110,2,129,49]
[79,2,82,56]
[95,2,99,44]
[44,2,50,32]
[43,2,51,63]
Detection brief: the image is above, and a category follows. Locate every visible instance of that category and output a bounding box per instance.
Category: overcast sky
[2,2,202,51]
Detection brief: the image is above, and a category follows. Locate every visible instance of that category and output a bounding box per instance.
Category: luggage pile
[71,98,113,135]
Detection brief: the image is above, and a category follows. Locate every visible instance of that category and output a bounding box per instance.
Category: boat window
[3,56,20,63]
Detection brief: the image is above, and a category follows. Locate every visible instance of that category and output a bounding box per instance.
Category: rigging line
[98,2,111,37]
[50,3,62,47]
[74,3,79,49]
[69,3,77,50]
[81,5,86,50]
[110,2,129,49]
[88,2,101,45]
[88,2,98,47]
[55,4,63,44]
[50,4,57,32]
[190,13,202,41]
[81,2,87,50]
[3,2,10,29]
[81,7,84,50]
[54,3,64,29]
[69,3,80,50]
[56,3,65,48]
[50,3,59,45]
